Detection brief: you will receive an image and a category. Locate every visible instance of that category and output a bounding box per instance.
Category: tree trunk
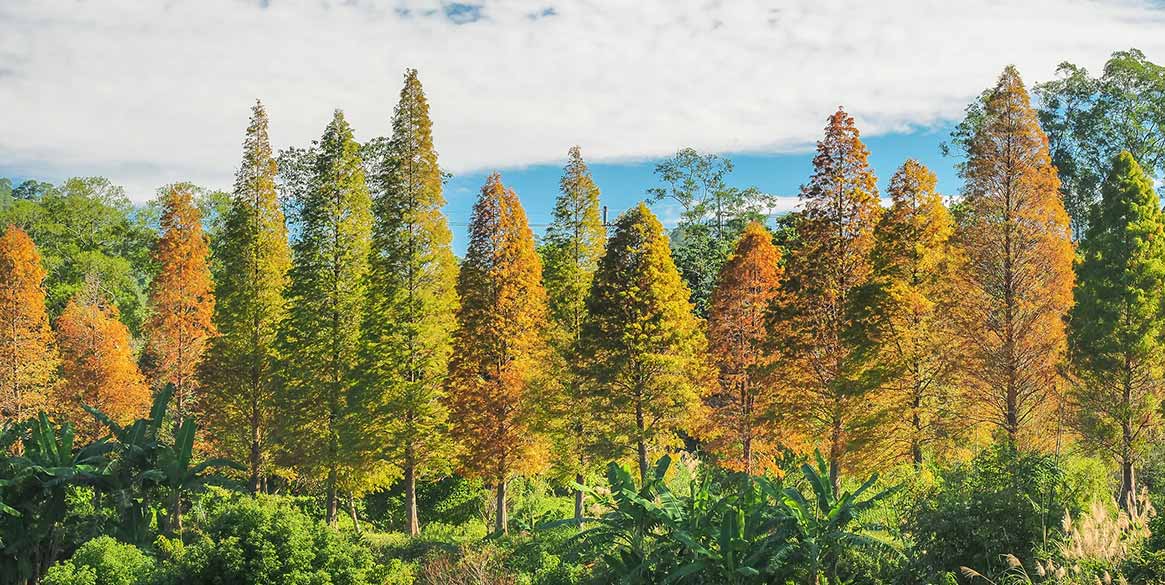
[325,465,338,526]
[404,451,420,536]
[635,396,648,485]
[829,406,843,494]
[1120,456,1136,514]
[573,472,584,523]
[168,490,183,535]
[349,492,361,533]
[495,477,508,535]
[250,399,262,494]
[911,391,923,471]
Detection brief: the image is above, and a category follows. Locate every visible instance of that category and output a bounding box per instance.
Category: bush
[906,445,1110,582]
[42,536,155,585]
[153,495,389,585]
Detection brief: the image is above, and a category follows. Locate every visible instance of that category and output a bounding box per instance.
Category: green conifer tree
[1069,151,1165,512]
[360,69,459,536]
[578,203,709,484]
[277,110,375,525]
[200,101,292,493]
[539,146,606,521]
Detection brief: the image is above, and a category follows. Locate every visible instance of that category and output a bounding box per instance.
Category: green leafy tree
[647,148,771,315]
[540,145,607,521]
[578,203,709,484]
[276,110,377,525]
[1035,49,1165,238]
[360,69,459,536]
[200,101,292,494]
[1068,151,1165,513]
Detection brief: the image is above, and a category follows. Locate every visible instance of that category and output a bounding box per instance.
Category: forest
[1,49,1164,585]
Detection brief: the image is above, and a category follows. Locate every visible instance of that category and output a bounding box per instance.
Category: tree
[1035,49,1165,238]
[360,69,459,536]
[277,110,375,525]
[704,221,783,475]
[200,101,292,494]
[776,107,882,492]
[143,185,216,426]
[951,66,1075,450]
[855,160,959,470]
[1068,151,1165,512]
[54,279,151,440]
[446,173,551,535]
[0,226,58,423]
[578,202,709,484]
[647,148,771,315]
[540,145,607,521]
[0,177,156,334]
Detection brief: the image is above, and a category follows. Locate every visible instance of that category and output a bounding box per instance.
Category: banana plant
[147,416,243,535]
[779,451,901,585]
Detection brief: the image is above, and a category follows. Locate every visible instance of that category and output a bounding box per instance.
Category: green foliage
[0,177,155,333]
[907,445,1110,582]
[152,496,388,585]
[43,536,154,585]
[1035,49,1165,237]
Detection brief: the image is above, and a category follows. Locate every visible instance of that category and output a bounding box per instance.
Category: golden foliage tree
[0,226,58,422]
[55,279,150,440]
[200,100,292,493]
[705,221,783,475]
[855,160,961,469]
[447,173,551,535]
[952,66,1075,449]
[144,185,216,425]
[776,107,882,491]
[578,203,709,484]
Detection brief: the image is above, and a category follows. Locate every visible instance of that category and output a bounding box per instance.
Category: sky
[2,0,1165,252]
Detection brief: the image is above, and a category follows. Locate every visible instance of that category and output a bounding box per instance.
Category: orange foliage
[55,283,151,440]
[145,186,216,422]
[0,226,58,422]
[951,66,1075,450]
[704,222,785,475]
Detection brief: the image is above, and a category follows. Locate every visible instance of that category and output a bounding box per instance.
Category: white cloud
[1,0,1163,200]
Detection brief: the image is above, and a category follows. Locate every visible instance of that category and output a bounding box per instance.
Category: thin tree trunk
[495,477,508,535]
[250,401,262,494]
[635,396,649,485]
[404,449,419,536]
[325,465,338,526]
[573,472,584,523]
[349,492,361,533]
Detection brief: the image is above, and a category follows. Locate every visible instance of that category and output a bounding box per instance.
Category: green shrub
[906,445,1110,582]
[43,536,155,585]
[153,495,388,585]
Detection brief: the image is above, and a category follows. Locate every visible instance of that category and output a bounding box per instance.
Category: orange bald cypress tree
[952,66,1075,449]
[777,108,882,492]
[447,173,550,536]
[705,221,783,475]
[0,226,58,423]
[55,279,150,440]
[145,185,216,425]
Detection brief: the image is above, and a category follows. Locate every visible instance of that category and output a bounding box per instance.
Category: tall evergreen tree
[540,146,606,521]
[447,173,550,536]
[578,203,709,484]
[705,221,783,475]
[855,160,959,470]
[0,226,58,423]
[200,101,292,493]
[360,69,459,536]
[776,108,882,492]
[952,66,1075,450]
[55,277,150,441]
[1069,151,1165,512]
[144,185,216,426]
[277,110,374,525]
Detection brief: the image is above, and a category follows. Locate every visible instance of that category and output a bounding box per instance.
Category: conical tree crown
[1071,151,1165,372]
[0,225,58,421]
[542,146,606,336]
[448,173,550,480]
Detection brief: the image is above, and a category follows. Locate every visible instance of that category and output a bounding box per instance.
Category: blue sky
[442,125,959,253]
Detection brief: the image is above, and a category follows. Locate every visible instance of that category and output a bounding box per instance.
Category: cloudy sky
[2,0,1164,247]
